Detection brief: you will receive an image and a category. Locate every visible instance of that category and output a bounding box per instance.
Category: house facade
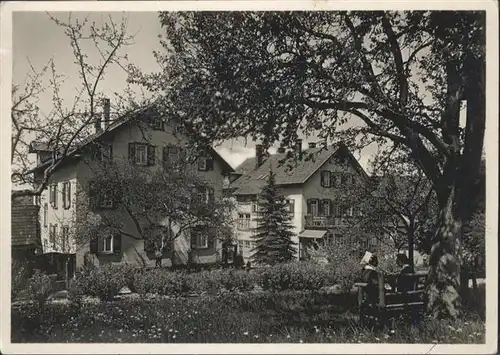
[29,104,234,274]
[230,140,379,263]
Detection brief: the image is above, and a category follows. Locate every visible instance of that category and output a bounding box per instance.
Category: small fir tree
[251,169,297,265]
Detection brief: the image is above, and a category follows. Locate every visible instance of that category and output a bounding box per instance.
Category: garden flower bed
[11,291,485,343]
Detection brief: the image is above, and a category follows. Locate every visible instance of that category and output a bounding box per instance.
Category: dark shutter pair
[128,143,156,166]
[89,232,122,255]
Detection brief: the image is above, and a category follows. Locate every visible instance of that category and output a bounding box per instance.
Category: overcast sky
[13,11,379,171]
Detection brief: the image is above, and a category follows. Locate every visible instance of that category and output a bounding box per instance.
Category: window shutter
[208,230,215,249]
[89,234,98,254]
[329,173,335,188]
[162,147,169,168]
[208,187,214,204]
[190,229,197,249]
[289,199,295,213]
[113,233,122,255]
[306,199,311,214]
[328,200,334,216]
[68,182,71,208]
[318,199,324,216]
[206,157,214,171]
[53,184,58,209]
[147,145,156,166]
[88,181,98,211]
[61,184,66,209]
[108,144,113,161]
[128,143,135,163]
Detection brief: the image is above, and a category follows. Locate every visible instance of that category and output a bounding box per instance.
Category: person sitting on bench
[395,253,415,292]
[360,251,379,305]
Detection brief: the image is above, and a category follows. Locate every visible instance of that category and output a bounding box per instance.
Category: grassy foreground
[11,290,485,344]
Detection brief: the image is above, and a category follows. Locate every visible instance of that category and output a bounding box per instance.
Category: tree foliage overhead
[251,169,297,265]
[131,10,486,318]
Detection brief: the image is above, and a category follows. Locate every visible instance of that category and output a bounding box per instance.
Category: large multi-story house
[229,140,375,263]
[28,101,234,277]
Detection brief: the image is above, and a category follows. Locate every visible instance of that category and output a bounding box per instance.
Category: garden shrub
[216,269,257,292]
[28,270,53,312]
[69,263,126,302]
[11,260,29,300]
[260,262,332,292]
[133,269,192,296]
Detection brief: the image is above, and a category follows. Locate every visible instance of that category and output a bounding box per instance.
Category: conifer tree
[251,169,297,265]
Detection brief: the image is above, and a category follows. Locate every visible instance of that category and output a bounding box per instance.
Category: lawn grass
[11,289,485,344]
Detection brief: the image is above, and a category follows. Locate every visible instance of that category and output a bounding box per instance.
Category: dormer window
[99,144,112,160]
[197,157,214,171]
[151,116,164,131]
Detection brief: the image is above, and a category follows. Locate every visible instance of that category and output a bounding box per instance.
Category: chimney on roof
[308,142,317,149]
[295,139,302,155]
[277,147,286,154]
[256,144,264,169]
[94,109,102,133]
[103,98,110,130]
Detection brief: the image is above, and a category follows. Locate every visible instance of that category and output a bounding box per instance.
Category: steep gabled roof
[27,107,234,175]
[11,197,40,248]
[231,143,368,195]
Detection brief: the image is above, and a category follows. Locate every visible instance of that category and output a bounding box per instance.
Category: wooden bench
[355,271,428,326]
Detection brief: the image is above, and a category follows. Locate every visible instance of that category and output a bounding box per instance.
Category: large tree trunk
[426,187,464,319]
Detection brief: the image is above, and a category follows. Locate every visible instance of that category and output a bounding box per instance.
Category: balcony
[304,215,344,228]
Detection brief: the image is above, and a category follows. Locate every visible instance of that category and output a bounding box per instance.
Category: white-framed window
[194,186,213,205]
[320,171,331,187]
[49,183,58,209]
[237,213,251,230]
[43,203,48,228]
[49,224,57,248]
[252,203,259,213]
[196,234,208,249]
[284,199,295,214]
[129,143,155,166]
[135,144,147,165]
[102,235,113,253]
[100,189,115,209]
[244,240,251,248]
[191,227,209,249]
[62,182,71,209]
[163,146,183,168]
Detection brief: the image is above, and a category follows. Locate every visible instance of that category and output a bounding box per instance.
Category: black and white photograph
[1,1,497,354]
